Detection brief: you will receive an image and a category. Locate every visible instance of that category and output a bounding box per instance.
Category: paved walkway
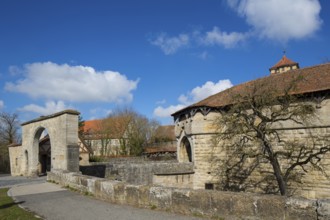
[0,174,46,188]
[3,175,202,220]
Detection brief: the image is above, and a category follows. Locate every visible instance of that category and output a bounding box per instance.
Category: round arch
[21,110,80,177]
[33,127,52,175]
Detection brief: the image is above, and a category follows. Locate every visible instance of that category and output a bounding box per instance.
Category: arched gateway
[9,110,80,177]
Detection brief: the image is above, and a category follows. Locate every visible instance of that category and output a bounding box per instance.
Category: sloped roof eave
[172,63,330,117]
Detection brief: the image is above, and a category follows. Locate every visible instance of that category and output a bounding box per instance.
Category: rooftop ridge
[172,62,330,116]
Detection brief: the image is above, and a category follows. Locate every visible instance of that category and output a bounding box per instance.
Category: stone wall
[80,161,194,187]
[153,173,193,189]
[79,152,90,166]
[175,112,219,189]
[47,169,330,220]
[8,145,23,176]
[207,126,330,198]
[174,98,330,198]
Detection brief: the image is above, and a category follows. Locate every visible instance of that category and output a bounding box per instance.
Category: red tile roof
[83,119,102,133]
[269,55,299,70]
[173,62,330,116]
[82,116,131,139]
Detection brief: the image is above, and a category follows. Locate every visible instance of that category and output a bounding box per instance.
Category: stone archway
[21,110,80,176]
[179,136,192,162]
[35,127,51,175]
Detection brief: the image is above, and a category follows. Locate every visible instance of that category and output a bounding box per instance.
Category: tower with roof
[269,54,300,74]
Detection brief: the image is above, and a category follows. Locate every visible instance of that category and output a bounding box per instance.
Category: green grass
[0,188,40,220]
[150,204,157,210]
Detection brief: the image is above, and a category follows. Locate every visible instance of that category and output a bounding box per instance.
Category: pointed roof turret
[269,54,299,74]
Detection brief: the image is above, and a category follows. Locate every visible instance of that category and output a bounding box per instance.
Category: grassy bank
[0,188,40,220]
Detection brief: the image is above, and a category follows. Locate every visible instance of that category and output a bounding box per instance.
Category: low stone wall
[47,170,330,220]
[80,161,194,186]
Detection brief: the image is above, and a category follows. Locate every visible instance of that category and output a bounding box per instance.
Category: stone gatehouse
[8,110,81,176]
[172,57,330,199]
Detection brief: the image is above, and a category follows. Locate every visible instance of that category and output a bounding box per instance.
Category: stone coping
[21,109,80,126]
[47,170,330,220]
[8,143,21,148]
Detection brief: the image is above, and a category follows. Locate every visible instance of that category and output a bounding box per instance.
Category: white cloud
[153,79,233,118]
[150,33,190,55]
[153,104,187,118]
[201,27,248,48]
[0,100,4,109]
[179,79,233,105]
[151,29,247,54]
[227,0,322,42]
[5,62,139,103]
[151,0,322,55]
[19,101,70,115]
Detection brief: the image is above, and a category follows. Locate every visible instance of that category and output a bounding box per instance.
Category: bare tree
[0,112,20,144]
[81,107,160,157]
[0,112,20,173]
[109,108,160,156]
[213,77,330,196]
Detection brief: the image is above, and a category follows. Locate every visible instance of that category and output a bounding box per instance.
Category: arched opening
[34,127,51,176]
[179,137,192,162]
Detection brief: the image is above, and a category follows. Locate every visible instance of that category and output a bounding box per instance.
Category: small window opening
[205,183,214,190]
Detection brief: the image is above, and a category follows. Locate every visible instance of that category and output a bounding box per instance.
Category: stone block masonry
[80,161,194,188]
[47,169,330,220]
[9,110,80,177]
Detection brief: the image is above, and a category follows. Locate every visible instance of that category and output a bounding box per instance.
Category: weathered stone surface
[173,189,212,216]
[153,173,193,189]
[255,195,285,219]
[125,185,140,206]
[94,179,107,198]
[210,191,233,217]
[285,197,317,220]
[99,180,116,201]
[317,199,330,220]
[172,188,192,214]
[86,177,100,194]
[149,186,172,209]
[8,146,22,176]
[9,110,80,177]
[174,97,330,199]
[136,185,150,207]
[113,181,126,204]
[47,170,330,220]
[81,161,194,187]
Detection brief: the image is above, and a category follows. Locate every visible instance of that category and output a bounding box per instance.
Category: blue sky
[0,0,329,125]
